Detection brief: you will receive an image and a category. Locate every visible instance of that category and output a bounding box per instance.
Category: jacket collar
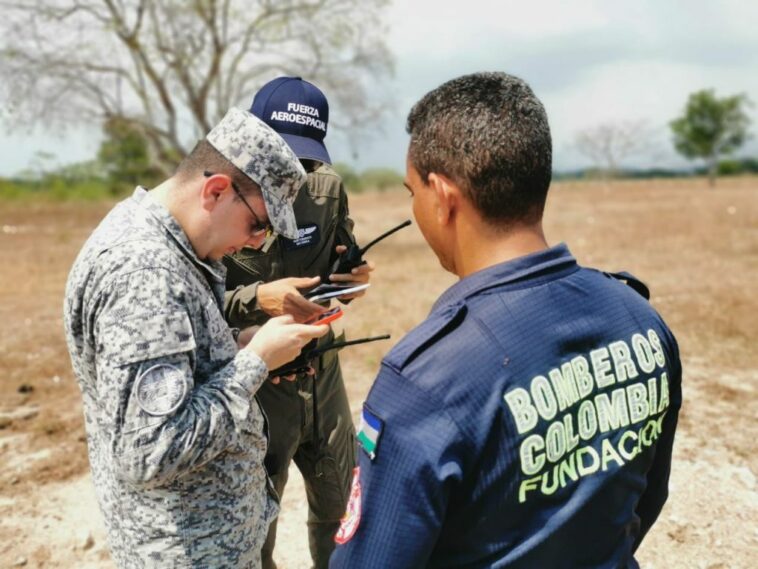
[432,243,578,313]
[133,187,226,283]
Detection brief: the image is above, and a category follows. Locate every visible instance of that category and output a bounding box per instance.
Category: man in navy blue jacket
[329,72,681,568]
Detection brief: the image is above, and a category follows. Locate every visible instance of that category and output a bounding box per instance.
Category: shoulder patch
[334,467,361,544]
[357,405,383,460]
[135,363,190,416]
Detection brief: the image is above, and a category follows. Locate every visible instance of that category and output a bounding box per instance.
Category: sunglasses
[203,171,271,237]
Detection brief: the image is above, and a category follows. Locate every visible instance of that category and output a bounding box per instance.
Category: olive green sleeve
[332,179,357,263]
[224,281,268,328]
[332,178,359,305]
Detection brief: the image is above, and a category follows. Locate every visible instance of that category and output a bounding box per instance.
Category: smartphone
[305,283,370,302]
[308,306,343,326]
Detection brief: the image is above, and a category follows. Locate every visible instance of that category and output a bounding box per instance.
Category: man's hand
[244,315,328,372]
[329,245,374,300]
[257,276,327,323]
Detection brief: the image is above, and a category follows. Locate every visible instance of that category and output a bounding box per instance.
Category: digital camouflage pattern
[64,188,278,568]
[207,108,307,240]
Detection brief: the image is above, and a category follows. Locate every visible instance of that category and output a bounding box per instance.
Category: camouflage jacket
[63,187,278,568]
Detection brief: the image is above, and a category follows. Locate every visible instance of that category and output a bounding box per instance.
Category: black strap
[312,371,320,452]
[606,271,650,300]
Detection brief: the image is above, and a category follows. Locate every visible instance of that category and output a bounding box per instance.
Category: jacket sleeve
[331,178,357,261]
[224,281,268,328]
[331,177,358,307]
[93,269,269,489]
[330,364,465,568]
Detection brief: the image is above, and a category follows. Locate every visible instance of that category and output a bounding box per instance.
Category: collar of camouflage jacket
[132,186,227,284]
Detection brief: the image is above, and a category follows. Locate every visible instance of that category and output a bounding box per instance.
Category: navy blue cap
[250,76,331,165]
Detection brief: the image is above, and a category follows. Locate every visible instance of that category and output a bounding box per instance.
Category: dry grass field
[1,177,756,568]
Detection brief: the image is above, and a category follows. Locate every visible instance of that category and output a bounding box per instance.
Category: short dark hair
[406,72,552,225]
[176,139,260,195]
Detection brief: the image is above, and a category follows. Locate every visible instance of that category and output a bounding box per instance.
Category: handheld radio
[268,334,391,378]
[326,220,412,281]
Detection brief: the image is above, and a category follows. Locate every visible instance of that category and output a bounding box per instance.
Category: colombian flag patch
[357,404,383,460]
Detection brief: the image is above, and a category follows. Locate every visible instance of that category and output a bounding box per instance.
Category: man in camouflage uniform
[223,78,372,569]
[64,108,328,568]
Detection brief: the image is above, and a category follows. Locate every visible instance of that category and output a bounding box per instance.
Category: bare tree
[0,0,393,173]
[573,120,652,180]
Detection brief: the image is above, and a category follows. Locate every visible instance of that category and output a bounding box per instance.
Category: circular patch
[335,467,361,545]
[135,363,189,417]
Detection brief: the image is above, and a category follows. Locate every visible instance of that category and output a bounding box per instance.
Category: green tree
[97,117,162,194]
[670,89,752,187]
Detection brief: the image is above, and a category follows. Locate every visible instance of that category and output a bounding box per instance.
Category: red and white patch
[335,467,361,544]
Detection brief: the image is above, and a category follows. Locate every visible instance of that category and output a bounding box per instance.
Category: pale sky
[1,0,757,175]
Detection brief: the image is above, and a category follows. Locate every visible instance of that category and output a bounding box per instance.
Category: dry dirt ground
[1,178,756,568]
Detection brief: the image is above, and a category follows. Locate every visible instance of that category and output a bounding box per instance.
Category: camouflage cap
[206,108,306,240]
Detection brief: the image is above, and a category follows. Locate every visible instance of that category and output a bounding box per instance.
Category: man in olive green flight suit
[223,77,372,569]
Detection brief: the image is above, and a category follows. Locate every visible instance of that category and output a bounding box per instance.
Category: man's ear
[200,173,232,210]
[428,172,459,226]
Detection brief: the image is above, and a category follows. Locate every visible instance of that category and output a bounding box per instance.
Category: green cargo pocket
[311,415,355,518]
